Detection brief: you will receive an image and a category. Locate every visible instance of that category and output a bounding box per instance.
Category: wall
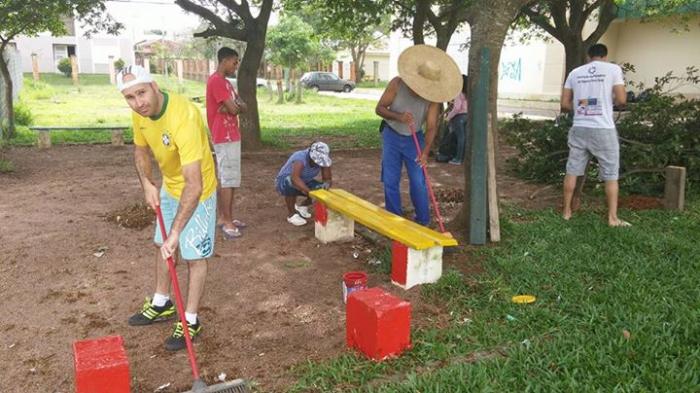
[363,51,390,81]
[603,15,700,97]
[14,35,78,73]
[15,35,134,75]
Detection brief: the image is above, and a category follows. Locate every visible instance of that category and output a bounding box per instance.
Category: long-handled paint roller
[408,122,450,235]
[155,206,248,393]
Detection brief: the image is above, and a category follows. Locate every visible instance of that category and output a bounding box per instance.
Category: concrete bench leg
[314,201,354,243]
[391,241,442,290]
[111,129,125,146]
[664,166,686,211]
[38,131,51,149]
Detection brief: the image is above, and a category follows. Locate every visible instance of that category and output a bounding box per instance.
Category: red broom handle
[155,206,201,380]
[408,122,446,233]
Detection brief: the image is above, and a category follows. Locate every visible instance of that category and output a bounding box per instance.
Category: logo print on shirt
[162,132,171,146]
[588,66,596,74]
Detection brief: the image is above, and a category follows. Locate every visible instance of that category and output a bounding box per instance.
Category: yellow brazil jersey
[132,92,217,201]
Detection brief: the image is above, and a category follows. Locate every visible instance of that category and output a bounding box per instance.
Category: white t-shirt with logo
[564,60,624,129]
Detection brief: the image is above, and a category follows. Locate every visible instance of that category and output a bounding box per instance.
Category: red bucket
[342,271,368,303]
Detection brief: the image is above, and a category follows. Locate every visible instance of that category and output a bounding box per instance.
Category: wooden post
[373,61,379,84]
[38,131,51,149]
[111,129,125,146]
[70,55,79,86]
[276,66,284,104]
[108,55,116,85]
[31,54,40,81]
[486,112,501,242]
[663,166,686,211]
[338,61,344,79]
[176,59,184,83]
[468,47,490,245]
[350,61,356,81]
[209,59,216,79]
[143,58,150,73]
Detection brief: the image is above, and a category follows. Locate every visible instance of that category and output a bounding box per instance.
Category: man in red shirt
[206,47,248,239]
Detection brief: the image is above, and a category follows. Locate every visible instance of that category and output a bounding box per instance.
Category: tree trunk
[435,29,452,51]
[356,46,368,83]
[276,78,284,104]
[295,68,303,104]
[349,46,361,83]
[459,0,529,235]
[237,30,265,150]
[564,38,587,77]
[0,46,15,140]
[413,0,429,45]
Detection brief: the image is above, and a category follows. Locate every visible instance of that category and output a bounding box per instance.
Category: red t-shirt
[206,72,241,143]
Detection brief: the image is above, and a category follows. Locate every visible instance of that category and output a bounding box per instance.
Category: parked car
[300,72,355,92]
[226,77,268,89]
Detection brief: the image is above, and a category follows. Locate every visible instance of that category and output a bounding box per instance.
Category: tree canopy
[266,15,317,71]
[284,0,392,81]
[175,0,274,149]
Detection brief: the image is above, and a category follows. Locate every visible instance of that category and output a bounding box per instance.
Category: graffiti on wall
[500,57,522,82]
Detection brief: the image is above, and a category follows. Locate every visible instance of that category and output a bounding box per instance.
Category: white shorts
[566,126,620,181]
[213,141,241,188]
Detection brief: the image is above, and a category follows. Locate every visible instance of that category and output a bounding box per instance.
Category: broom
[408,122,448,234]
[155,207,248,393]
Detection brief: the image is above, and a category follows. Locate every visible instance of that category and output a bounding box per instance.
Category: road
[319,88,559,120]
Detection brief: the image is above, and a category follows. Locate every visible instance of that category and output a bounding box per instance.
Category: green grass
[0,158,14,173]
[259,92,379,149]
[14,73,380,148]
[357,80,388,89]
[290,204,700,392]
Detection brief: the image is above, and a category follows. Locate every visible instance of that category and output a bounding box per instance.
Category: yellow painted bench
[310,188,457,289]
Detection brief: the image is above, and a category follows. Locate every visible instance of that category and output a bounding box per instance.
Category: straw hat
[398,45,462,103]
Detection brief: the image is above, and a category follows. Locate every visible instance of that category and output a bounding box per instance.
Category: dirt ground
[0,144,562,393]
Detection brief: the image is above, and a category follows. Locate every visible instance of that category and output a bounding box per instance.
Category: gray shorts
[566,126,620,181]
[213,141,241,188]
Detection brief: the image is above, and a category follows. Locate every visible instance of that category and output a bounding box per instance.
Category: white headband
[116,65,154,91]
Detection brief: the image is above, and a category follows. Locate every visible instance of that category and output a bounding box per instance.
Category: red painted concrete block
[314,200,328,225]
[391,241,408,286]
[346,287,411,360]
[74,335,130,393]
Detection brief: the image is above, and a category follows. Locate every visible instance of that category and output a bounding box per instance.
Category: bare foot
[609,219,631,227]
[562,210,572,221]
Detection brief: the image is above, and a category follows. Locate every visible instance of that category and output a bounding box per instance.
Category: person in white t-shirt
[561,43,629,227]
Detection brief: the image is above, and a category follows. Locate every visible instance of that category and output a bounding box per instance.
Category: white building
[385,11,700,100]
[14,17,135,75]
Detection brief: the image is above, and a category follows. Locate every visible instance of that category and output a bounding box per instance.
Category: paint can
[342,271,368,303]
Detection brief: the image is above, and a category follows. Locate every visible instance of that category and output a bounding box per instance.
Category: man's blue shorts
[276,175,323,196]
[154,188,216,261]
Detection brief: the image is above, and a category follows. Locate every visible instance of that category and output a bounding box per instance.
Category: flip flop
[232,219,247,229]
[220,225,242,239]
[610,219,632,228]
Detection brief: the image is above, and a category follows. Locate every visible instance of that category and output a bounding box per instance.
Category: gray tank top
[385,80,429,136]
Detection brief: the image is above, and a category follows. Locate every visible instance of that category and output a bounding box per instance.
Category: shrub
[114,58,125,71]
[13,100,34,126]
[502,67,700,194]
[57,58,72,77]
[25,79,55,100]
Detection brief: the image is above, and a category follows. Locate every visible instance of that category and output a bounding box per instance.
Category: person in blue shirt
[275,142,333,226]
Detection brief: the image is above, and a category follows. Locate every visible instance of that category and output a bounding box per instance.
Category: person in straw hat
[375,45,462,225]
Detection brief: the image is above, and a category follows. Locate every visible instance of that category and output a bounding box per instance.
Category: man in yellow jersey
[117,65,217,351]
